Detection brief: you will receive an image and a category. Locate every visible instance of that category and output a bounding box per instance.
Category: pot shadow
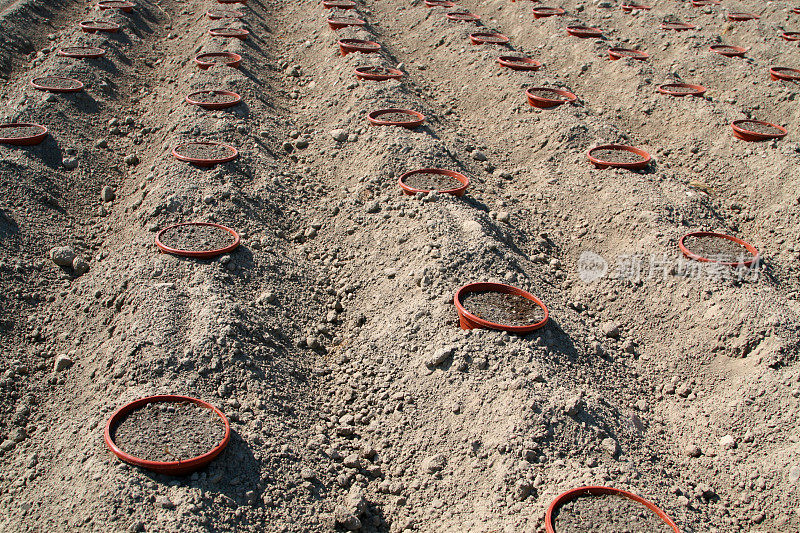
[78,57,121,76]
[0,209,19,241]
[59,91,101,114]
[5,136,64,170]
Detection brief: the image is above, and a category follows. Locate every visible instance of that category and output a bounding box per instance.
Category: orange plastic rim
[679,231,758,267]
[323,0,356,8]
[425,0,454,6]
[532,6,565,17]
[498,56,542,71]
[104,395,231,475]
[526,87,577,108]
[194,52,242,69]
[30,76,84,93]
[783,32,800,41]
[185,90,242,110]
[567,25,603,38]
[769,66,800,81]
[469,32,510,45]
[709,44,746,57]
[727,12,758,21]
[338,39,381,55]
[367,108,426,128]
[156,222,241,258]
[327,16,366,30]
[79,20,120,32]
[399,168,469,196]
[731,120,787,142]
[354,66,404,81]
[0,123,49,146]
[545,486,681,533]
[588,144,651,169]
[98,0,134,11]
[208,27,250,39]
[661,22,695,30]
[656,82,706,96]
[609,47,648,60]
[622,3,651,10]
[172,141,239,166]
[454,282,549,333]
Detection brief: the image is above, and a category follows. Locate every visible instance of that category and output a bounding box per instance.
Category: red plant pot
[454,282,549,333]
[323,0,356,8]
[731,120,787,142]
[209,27,249,39]
[661,22,695,31]
[79,20,120,33]
[194,52,242,69]
[399,168,469,196]
[57,46,107,59]
[172,142,239,166]
[588,144,651,170]
[156,222,241,258]
[567,25,603,38]
[186,90,242,110]
[793,7,800,14]
[727,12,759,21]
[425,0,454,6]
[622,3,651,11]
[545,487,681,533]
[30,76,85,93]
[338,39,381,56]
[446,12,480,22]
[207,8,244,19]
[782,32,800,41]
[608,47,648,60]
[469,32,510,45]
[532,6,565,18]
[679,231,758,267]
[769,66,800,81]
[709,44,746,57]
[354,65,404,81]
[526,87,577,108]
[657,82,706,96]
[104,395,231,475]
[498,55,542,71]
[98,0,134,12]
[0,123,48,146]
[327,16,366,30]
[367,108,426,129]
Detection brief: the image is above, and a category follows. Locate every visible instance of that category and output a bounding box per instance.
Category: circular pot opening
[172,141,239,166]
[454,282,549,333]
[57,46,107,59]
[194,52,242,69]
[323,0,356,8]
[769,66,800,81]
[367,108,426,129]
[727,12,759,21]
[79,20,120,33]
[425,0,454,6]
[588,144,651,170]
[399,168,469,196]
[709,44,747,57]
[661,21,695,31]
[545,486,681,533]
[207,8,243,19]
[338,38,381,56]
[498,55,542,71]
[469,32,510,45]
[532,6,566,18]
[609,47,648,60]
[446,12,480,22]
[156,222,241,258]
[782,31,800,41]
[354,65,404,81]
[622,3,651,11]
[731,119,787,141]
[186,90,242,110]
[104,395,231,476]
[692,0,719,6]
[526,87,577,108]
[327,15,366,30]
[209,27,250,39]
[656,82,706,96]
[98,0,135,12]
[567,25,603,38]
[0,123,48,146]
[679,231,758,267]
[793,7,800,14]
[31,76,84,93]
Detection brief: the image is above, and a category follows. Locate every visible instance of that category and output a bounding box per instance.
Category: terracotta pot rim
[469,32,510,44]
[172,141,239,166]
[354,65,404,81]
[398,168,470,196]
[709,44,747,56]
[731,119,787,141]
[194,52,243,69]
[79,20,120,32]
[526,87,577,108]
[185,90,243,109]
[0,123,49,146]
[498,55,542,71]
[367,108,426,128]
[208,27,250,38]
[454,282,549,333]
[155,222,241,258]
[608,47,649,60]
[587,144,652,169]
[656,82,706,96]
[678,231,759,267]
[30,76,85,93]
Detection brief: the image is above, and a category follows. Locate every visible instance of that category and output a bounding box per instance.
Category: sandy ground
[1,0,800,531]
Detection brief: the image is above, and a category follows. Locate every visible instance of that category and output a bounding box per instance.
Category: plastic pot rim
[588,144,652,169]
[622,3,652,11]
[172,141,239,166]
[731,119,787,142]
[532,7,566,18]
[30,76,85,93]
[354,65,404,81]
[609,47,649,60]
[323,0,356,8]
[454,282,549,333]
[208,27,250,38]
[678,231,759,267]
[338,39,381,55]
[0,123,49,146]
[567,25,603,37]
[98,0,135,11]
[544,486,681,533]
[327,16,367,30]
[398,168,469,196]
[185,90,242,109]
[709,44,747,56]
[367,108,426,128]
[57,46,107,58]
[726,12,759,21]
[194,52,242,69]
[469,32,510,45]
[782,32,800,41]
[445,12,480,21]
[156,222,241,258]
[656,82,706,96]
[526,87,577,108]
[660,22,695,30]
[79,20,121,32]
[425,0,455,6]
[498,56,542,71]
[769,66,800,81]
[104,394,231,475]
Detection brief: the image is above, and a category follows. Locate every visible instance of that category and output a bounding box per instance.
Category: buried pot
[186,90,242,110]
[327,15,366,30]
[727,12,759,21]
[731,119,787,142]
[172,141,239,166]
[454,282,549,333]
[782,31,800,41]
[31,76,84,93]
[660,21,695,31]
[79,20,120,33]
[104,395,231,476]
[588,144,651,170]
[399,168,469,196]
[207,8,244,19]
[498,55,542,71]
[367,108,425,128]
[338,38,381,56]
[156,222,241,258]
[98,0,134,12]
[446,12,480,22]
[354,65,404,81]
[608,47,648,60]
[679,231,758,267]
[425,0,454,6]
[545,486,681,533]
[532,6,566,18]
[656,82,706,96]
[622,3,651,11]
[0,123,48,146]
[709,44,747,57]
[194,52,242,69]
[57,46,107,59]
[769,66,800,81]
[526,87,576,108]
[208,27,250,39]
[567,25,603,38]
[469,32,510,45]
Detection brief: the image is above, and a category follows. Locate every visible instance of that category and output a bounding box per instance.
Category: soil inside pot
[33,76,82,89]
[175,143,235,161]
[737,121,784,135]
[0,125,44,139]
[403,172,463,191]
[552,493,673,533]
[191,91,239,104]
[374,112,420,123]
[504,57,535,65]
[527,88,569,100]
[773,68,800,79]
[683,235,753,262]
[461,290,544,326]
[112,401,225,462]
[359,66,396,75]
[160,224,235,251]
[591,148,646,164]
